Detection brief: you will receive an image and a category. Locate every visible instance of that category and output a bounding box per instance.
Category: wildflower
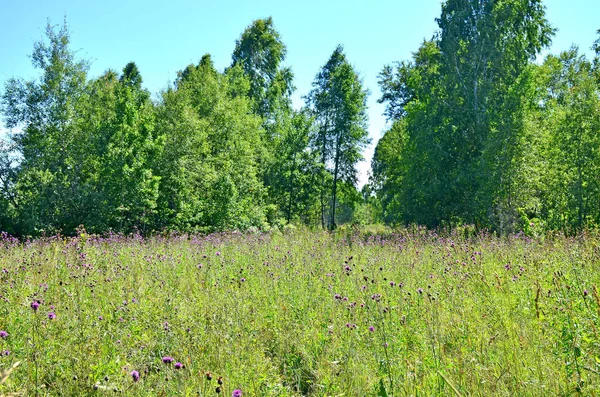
[0,330,7,338]
[31,301,40,311]
[48,312,56,320]
[369,326,375,332]
[174,362,183,369]
[3,350,9,356]
[584,289,589,297]
[417,288,424,294]
[232,389,243,397]
[130,370,140,382]
[162,356,174,364]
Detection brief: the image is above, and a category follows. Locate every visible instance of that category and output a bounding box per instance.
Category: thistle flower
[48,312,56,320]
[31,301,40,311]
[0,330,7,338]
[232,390,243,397]
[162,356,174,364]
[130,370,140,382]
[174,362,183,369]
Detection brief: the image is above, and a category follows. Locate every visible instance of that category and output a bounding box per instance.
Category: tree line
[0,18,369,236]
[1,0,600,237]
[373,0,600,234]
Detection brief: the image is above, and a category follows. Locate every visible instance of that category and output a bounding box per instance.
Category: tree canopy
[1,7,599,236]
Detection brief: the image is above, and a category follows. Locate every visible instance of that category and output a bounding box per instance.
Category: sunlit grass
[0,229,599,395]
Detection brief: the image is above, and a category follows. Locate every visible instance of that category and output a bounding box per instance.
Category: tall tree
[376,0,553,231]
[1,20,90,235]
[265,109,324,225]
[538,48,600,230]
[307,45,369,230]
[79,62,160,233]
[231,17,293,120]
[155,55,266,231]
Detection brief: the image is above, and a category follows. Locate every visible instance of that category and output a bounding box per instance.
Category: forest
[0,0,599,237]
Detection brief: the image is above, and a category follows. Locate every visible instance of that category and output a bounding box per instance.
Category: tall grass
[0,229,599,395]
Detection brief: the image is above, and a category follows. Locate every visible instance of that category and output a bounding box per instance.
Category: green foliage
[155,57,267,232]
[1,20,90,235]
[307,45,370,230]
[536,48,600,230]
[1,11,598,236]
[231,17,293,119]
[375,0,555,232]
[264,109,324,225]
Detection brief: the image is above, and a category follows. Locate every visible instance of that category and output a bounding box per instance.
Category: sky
[1,0,599,187]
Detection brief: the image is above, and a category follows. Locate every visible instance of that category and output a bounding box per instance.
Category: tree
[80,62,160,233]
[376,0,553,231]
[307,45,370,230]
[231,17,293,119]
[265,109,324,225]
[538,48,600,230]
[155,55,266,231]
[1,20,90,235]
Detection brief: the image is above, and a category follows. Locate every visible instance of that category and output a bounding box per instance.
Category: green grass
[1,229,600,396]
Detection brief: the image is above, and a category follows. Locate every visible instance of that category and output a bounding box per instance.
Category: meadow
[0,228,599,396]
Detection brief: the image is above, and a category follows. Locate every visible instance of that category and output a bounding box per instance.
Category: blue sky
[1,0,599,186]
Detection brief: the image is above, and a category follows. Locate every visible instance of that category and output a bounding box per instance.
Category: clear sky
[1,0,598,186]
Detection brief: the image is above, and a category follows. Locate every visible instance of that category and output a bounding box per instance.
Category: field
[1,228,600,396]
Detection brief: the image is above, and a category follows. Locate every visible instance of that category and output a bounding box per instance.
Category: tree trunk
[330,133,341,231]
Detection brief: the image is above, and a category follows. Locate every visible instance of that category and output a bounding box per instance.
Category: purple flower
[48,312,56,320]
[0,330,7,339]
[584,289,589,297]
[369,326,375,332]
[3,350,9,356]
[232,390,243,397]
[162,356,174,364]
[31,301,40,311]
[174,362,183,369]
[130,370,140,382]
[417,288,424,294]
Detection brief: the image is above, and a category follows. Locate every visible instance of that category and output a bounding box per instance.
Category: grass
[0,228,600,395]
